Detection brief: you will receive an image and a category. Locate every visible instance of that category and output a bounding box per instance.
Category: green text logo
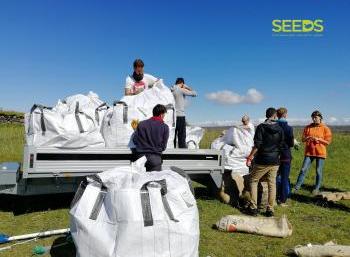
[272,19,324,33]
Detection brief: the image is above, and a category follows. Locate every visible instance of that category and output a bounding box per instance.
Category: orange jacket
[303,123,332,158]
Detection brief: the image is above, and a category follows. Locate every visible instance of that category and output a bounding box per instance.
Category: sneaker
[265,210,274,217]
[279,203,288,207]
[312,189,320,196]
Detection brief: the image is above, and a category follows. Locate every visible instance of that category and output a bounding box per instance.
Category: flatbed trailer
[0,145,224,195]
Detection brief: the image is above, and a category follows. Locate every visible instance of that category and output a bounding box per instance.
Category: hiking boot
[265,210,274,217]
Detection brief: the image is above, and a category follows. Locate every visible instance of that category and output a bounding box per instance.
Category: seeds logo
[272,19,324,34]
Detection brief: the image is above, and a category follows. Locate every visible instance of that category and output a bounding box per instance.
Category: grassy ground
[0,124,349,257]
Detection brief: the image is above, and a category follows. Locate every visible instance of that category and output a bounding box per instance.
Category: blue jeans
[277,161,291,203]
[295,156,325,191]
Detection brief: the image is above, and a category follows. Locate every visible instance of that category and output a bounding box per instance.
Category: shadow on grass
[50,236,75,257]
[290,192,350,213]
[297,183,345,193]
[0,193,74,215]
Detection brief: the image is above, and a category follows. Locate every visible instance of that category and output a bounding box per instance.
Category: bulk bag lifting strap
[28,104,53,134]
[95,103,109,126]
[140,179,179,227]
[165,104,175,127]
[74,102,95,133]
[113,101,128,124]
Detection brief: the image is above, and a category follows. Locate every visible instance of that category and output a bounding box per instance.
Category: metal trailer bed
[0,145,224,195]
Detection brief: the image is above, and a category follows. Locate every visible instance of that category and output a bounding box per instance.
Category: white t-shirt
[125,73,158,94]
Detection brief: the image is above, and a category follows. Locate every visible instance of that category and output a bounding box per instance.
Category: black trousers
[174,116,187,148]
[135,153,162,172]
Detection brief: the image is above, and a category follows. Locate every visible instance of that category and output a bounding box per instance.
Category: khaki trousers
[249,164,279,211]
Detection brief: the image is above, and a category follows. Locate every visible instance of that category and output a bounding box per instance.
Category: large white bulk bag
[62,92,109,129]
[25,104,65,146]
[70,159,199,257]
[25,102,105,148]
[211,126,254,175]
[186,126,204,149]
[63,91,104,113]
[102,80,176,148]
[222,123,255,146]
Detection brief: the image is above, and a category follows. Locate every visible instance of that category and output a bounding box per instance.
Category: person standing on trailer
[171,78,197,148]
[133,104,169,171]
[124,59,159,95]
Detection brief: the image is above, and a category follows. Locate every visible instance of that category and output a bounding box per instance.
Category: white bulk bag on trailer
[186,126,204,149]
[25,102,105,148]
[62,91,109,129]
[102,80,176,148]
[70,159,199,257]
[25,104,65,146]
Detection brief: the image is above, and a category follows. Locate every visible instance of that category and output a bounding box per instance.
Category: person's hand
[305,136,313,141]
[246,156,253,167]
[313,137,321,143]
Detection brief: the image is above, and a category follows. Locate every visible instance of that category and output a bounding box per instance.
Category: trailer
[0,145,224,195]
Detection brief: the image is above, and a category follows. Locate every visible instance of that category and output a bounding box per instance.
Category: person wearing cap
[245,107,284,217]
[171,78,197,148]
[124,59,159,95]
[276,107,294,206]
[294,110,332,195]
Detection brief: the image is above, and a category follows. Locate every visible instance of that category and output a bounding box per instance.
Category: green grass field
[0,124,349,257]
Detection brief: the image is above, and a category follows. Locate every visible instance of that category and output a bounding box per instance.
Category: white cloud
[206,88,264,105]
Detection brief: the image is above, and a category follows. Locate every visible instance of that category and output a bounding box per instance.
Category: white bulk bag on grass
[186,126,204,149]
[102,80,176,148]
[70,159,199,257]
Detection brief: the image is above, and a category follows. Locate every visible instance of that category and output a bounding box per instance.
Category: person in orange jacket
[294,110,332,195]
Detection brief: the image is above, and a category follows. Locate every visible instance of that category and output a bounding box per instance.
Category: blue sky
[0,0,349,124]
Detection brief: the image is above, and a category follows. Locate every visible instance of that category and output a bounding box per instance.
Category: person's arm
[246,125,262,166]
[132,126,140,147]
[302,127,311,142]
[179,87,197,97]
[287,127,294,148]
[125,88,133,96]
[145,74,159,87]
[247,146,258,159]
[279,128,285,152]
[161,125,169,151]
[183,84,192,90]
[315,126,332,145]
